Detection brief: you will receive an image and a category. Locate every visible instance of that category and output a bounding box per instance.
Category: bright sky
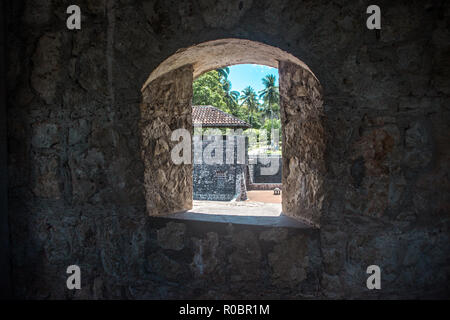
[227,64,279,98]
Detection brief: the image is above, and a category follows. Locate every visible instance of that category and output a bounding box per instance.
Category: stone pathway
[189,200,281,216]
[246,190,282,203]
[173,200,309,228]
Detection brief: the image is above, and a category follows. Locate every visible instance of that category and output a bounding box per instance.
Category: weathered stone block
[259,228,288,243]
[31,33,62,104]
[157,222,186,251]
[32,153,61,199]
[229,230,261,281]
[268,235,308,287]
[141,65,193,216]
[191,232,219,276]
[68,119,90,146]
[279,60,325,226]
[31,122,60,149]
[403,121,432,169]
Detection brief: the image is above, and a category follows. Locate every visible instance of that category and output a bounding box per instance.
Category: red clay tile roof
[192,105,251,128]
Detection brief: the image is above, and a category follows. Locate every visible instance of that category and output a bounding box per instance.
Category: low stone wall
[248,155,282,184]
[193,163,244,201]
[247,183,282,191]
[193,135,247,201]
[141,217,322,299]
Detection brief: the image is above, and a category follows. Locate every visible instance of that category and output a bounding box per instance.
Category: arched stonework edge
[279,60,325,227]
[142,38,316,90]
[141,42,325,223]
[140,64,194,216]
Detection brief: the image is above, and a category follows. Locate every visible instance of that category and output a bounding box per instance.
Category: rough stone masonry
[3,0,450,299]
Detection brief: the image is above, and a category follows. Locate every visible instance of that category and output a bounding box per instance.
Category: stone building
[1,0,449,299]
[192,105,250,201]
[247,155,282,185]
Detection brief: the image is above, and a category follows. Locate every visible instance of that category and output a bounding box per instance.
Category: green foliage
[222,78,241,117]
[259,74,280,137]
[192,70,228,111]
[216,67,230,80]
[192,68,280,132]
[263,118,281,142]
[240,86,260,127]
[259,75,279,106]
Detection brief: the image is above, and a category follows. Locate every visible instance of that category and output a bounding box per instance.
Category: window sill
[158,211,314,229]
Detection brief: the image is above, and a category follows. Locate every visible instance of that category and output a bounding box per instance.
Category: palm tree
[259,75,279,145]
[222,79,240,115]
[216,67,230,81]
[240,86,258,126]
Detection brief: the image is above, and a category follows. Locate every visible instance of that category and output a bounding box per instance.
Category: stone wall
[144,218,321,299]
[141,65,193,216]
[248,155,282,184]
[193,135,247,201]
[247,183,282,191]
[5,0,450,299]
[92,218,323,299]
[0,0,11,298]
[280,60,325,226]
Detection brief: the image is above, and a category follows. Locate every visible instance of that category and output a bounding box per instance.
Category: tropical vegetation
[192,67,281,143]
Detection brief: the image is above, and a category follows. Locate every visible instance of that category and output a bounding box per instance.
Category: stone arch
[142,39,317,87]
[140,39,325,226]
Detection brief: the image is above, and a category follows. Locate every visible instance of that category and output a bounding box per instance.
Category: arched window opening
[140,39,324,227]
[190,64,283,218]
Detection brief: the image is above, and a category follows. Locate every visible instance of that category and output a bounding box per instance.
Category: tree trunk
[270,103,274,147]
